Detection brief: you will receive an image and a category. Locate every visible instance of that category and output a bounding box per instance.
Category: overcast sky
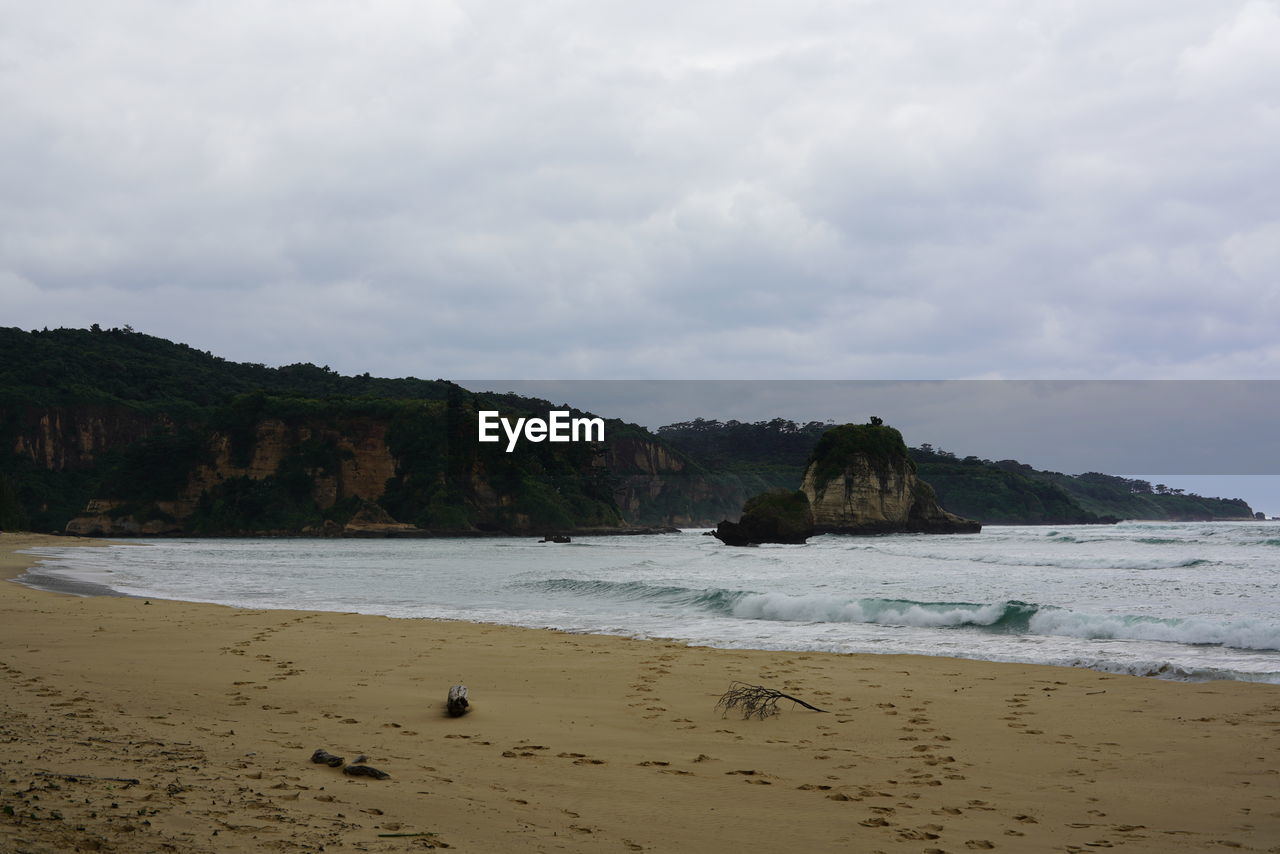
[3,0,1278,381]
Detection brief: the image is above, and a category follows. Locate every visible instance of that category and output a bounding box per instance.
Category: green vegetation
[652,419,829,518]
[714,487,814,545]
[1040,470,1253,522]
[0,471,28,530]
[188,476,321,534]
[0,325,456,410]
[0,327,1257,532]
[909,447,1103,524]
[658,419,1255,525]
[741,489,812,533]
[96,428,212,503]
[912,448,1254,523]
[1,460,100,533]
[807,423,913,491]
[0,326,627,534]
[657,417,829,469]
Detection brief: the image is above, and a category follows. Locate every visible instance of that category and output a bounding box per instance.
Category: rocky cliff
[63,415,402,536]
[17,404,719,536]
[801,424,980,535]
[11,406,170,472]
[603,435,753,527]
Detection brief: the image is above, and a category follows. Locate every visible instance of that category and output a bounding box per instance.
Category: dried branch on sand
[714,681,827,719]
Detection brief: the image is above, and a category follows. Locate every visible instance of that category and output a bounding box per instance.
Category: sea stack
[713,489,814,546]
[800,422,980,535]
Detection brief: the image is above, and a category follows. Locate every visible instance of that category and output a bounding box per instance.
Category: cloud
[1,1,1278,379]
[1177,0,1280,99]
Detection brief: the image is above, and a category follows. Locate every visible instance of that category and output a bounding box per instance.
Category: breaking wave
[524,578,1280,651]
[880,551,1216,571]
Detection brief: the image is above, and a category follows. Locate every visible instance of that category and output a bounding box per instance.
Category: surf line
[477,410,605,452]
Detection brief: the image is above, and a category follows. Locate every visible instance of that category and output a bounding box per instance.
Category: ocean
[16,521,1280,684]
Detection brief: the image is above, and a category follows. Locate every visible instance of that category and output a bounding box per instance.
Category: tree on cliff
[0,472,28,530]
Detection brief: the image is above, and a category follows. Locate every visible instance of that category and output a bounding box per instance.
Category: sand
[1,532,1277,853]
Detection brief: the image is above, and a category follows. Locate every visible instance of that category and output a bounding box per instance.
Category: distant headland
[0,326,1258,537]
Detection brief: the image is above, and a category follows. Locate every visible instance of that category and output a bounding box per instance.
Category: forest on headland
[0,326,1258,535]
[656,418,1257,525]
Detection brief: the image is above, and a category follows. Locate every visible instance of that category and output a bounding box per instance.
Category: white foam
[1029,610,1280,651]
[730,593,1011,628]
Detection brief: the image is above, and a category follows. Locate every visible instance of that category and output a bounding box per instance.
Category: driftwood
[715,682,827,719]
[447,684,470,717]
[310,749,344,767]
[344,764,391,780]
[33,771,140,785]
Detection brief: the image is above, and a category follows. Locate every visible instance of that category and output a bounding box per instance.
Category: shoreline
[2,532,1278,852]
[14,530,1280,688]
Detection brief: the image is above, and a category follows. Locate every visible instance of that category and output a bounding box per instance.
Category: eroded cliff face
[800,441,980,535]
[45,410,746,535]
[603,436,749,527]
[65,416,402,536]
[802,454,907,531]
[12,407,169,471]
[200,419,397,510]
[64,498,186,536]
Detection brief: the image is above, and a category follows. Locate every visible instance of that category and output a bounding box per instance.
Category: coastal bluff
[800,423,980,535]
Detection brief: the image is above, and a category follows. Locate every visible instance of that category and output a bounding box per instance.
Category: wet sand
[2,532,1277,853]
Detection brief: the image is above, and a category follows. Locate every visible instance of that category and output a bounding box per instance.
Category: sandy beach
[1,533,1277,853]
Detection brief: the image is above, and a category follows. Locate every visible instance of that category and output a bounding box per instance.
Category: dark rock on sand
[310,749,344,767]
[343,764,391,780]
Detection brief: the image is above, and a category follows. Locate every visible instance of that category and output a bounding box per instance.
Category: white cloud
[1,1,1277,379]
[1177,1,1280,100]
[1222,221,1280,284]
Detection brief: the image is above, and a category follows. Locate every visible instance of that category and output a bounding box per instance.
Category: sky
[2,2,1278,508]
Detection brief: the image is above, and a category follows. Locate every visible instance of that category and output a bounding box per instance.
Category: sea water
[16,521,1280,683]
